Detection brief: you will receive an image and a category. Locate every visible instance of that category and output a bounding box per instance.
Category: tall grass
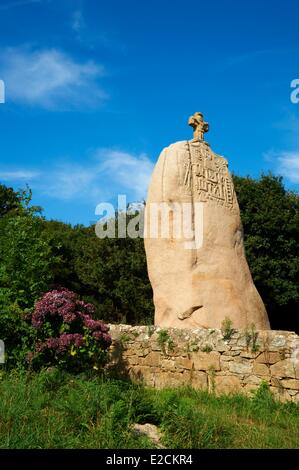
[0,369,298,449]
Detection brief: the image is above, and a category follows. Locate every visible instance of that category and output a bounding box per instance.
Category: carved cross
[188,112,209,141]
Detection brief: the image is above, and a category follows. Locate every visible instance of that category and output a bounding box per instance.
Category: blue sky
[0,0,299,225]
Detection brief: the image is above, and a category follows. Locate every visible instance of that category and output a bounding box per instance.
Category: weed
[208,366,216,393]
[147,326,155,338]
[119,333,133,345]
[157,330,175,354]
[167,337,175,352]
[201,345,213,353]
[245,329,252,349]
[186,341,199,353]
[250,381,277,413]
[244,324,260,353]
[221,317,235,341]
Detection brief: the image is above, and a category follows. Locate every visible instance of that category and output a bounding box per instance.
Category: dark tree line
[233,174,299,332]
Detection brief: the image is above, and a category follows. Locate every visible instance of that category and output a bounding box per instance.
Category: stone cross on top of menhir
[188,112,209,141]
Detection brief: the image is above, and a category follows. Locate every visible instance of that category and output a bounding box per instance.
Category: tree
[0,185,62,310]
[72,225,154,325]
[0,184,63,367]
[233,174,299,333]
[39,217,154,325]
[0,211,62,309]
[0,183,22,217]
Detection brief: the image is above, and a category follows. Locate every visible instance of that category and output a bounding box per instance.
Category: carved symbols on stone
[181,142,236,210]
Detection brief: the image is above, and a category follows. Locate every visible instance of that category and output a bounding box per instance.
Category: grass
[0,369,298,449]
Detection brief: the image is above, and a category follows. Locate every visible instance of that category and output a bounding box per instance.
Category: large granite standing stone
[144,112,270,330]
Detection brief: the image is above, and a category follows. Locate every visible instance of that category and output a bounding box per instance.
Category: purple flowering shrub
[29,288,112,371]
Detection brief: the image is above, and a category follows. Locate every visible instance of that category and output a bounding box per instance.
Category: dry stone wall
[108,324,299,402]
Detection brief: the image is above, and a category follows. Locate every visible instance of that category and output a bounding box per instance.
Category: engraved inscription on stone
[181,143,236,210]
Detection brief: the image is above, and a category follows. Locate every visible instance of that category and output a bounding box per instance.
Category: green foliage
[0,371,155,448]
[157,329,175,353]
[147,326,155,337]
[157,329,169,345]
[72,225,154,325]
[221,317,235,340]
[0,186,62,310]
[0,212,60,309]
[0,372,298,449]
[0,295,35,369]
[160,391,232,448]
[249,381,284,417]
[0,183,22,218]
[244,324,260,353]
[233,173,299,332]
[187,341,199,353]
[40,220,154,325]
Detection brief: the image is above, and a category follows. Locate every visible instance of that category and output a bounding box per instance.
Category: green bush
[0,291,35,369]
[0,212,61,309]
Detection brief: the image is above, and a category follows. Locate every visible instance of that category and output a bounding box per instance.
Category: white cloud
[276,151,299,183]
[40,163,97,200]
[0,46,107,110]
[4,149,154,203]
[0,169,40,181]
[95,149,154,199]
[40,150,154,202]
[263,113,299,186]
